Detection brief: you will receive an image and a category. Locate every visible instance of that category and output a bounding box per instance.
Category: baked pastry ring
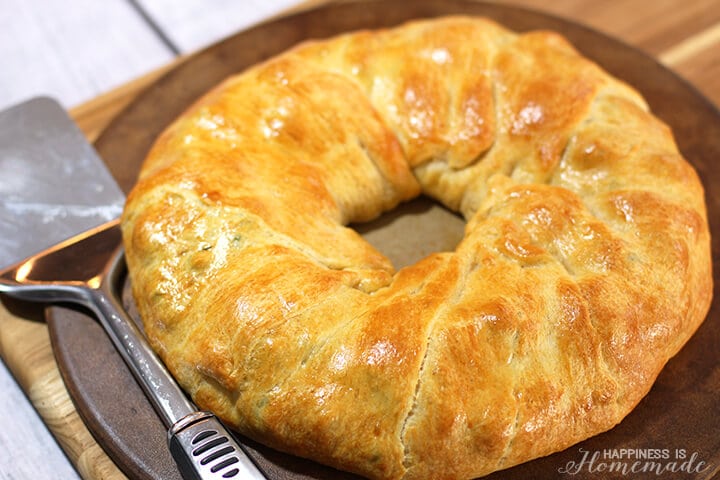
[121,16,713,480]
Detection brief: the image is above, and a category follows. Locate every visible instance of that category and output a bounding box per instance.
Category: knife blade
[0,97,266,480]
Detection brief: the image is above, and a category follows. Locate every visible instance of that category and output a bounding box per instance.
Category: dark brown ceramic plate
[46,1,720,479]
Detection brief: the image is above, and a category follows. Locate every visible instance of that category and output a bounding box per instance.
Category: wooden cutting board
[1,1,719,479]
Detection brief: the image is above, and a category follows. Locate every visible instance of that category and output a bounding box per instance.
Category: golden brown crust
[121,16,713,480]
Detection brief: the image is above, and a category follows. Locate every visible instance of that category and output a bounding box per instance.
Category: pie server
[0,97,266,480]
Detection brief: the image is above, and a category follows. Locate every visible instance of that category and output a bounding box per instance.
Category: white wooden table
[0,2,304,478]
[0,0,304,112]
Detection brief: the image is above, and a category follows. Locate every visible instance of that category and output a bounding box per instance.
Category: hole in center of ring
[351,195,466,270]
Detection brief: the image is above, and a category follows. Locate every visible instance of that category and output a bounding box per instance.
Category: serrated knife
[0,97,266,480]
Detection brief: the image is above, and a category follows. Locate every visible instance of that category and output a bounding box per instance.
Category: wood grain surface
[0,1,718,479]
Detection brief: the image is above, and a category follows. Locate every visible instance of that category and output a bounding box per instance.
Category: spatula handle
[169,412,266,480]
[89,256,197,427]
[90,249,267,479]
[0,242,267,479]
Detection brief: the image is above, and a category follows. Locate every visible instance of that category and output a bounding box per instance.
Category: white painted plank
[0,361,80,480]
[134,0,305,53]
[0,0,174,111]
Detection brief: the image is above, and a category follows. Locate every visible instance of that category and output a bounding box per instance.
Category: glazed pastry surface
[121,16,713,480]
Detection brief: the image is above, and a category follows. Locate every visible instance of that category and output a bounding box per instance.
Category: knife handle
[169,412,266,480]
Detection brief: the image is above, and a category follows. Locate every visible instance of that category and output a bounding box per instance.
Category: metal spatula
[0,97,266,480]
